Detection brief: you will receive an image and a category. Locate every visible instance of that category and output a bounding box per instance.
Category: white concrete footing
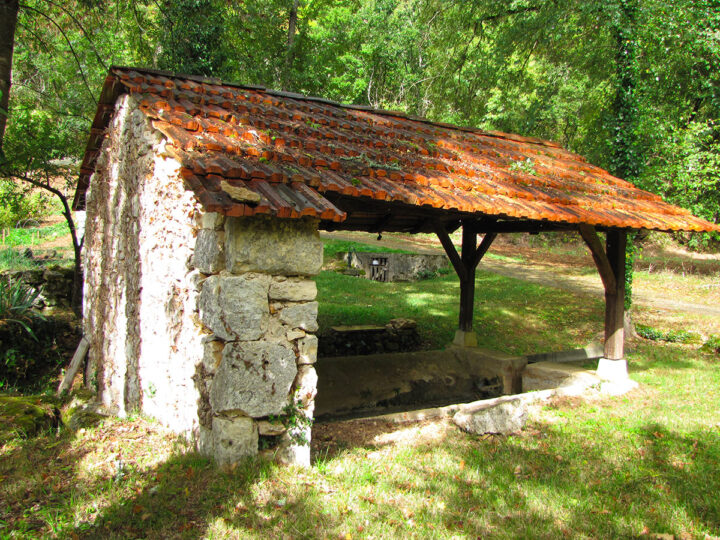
[453,330,478,348]
[596,358,638,396]
[596,358,629,381]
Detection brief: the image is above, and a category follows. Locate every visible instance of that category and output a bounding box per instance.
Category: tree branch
[18,3,98,105]
[37,0,108,70]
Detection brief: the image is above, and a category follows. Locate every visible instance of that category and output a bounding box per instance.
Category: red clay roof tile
[74,67,720,234]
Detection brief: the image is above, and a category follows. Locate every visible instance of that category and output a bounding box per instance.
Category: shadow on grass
[4,408,718,538]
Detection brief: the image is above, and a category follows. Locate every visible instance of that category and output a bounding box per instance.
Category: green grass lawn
[1,238,719,538]
[2,343,718,538]
[0,221,73,271]
[317,268,604,356]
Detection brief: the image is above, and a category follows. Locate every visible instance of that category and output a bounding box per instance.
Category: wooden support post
[579,226,633,384]
[57,336,90,396]
[459,224,477,333]
[604,229,626,360]
[434,221,497,347]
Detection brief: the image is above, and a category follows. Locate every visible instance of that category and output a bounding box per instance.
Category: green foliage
[156,0,229,78]
[4,0,719,257]
[0,248,40,271]
[0,313,79,392]
[0,180,53,230]
[636,324,702,345]
[509,158,538,176]
[269,396,313,446]
[700,334,720,355]
[1,221,69,247]
[0,277,43,338]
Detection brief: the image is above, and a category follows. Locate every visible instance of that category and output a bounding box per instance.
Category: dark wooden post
[459,224,477,332]
[579,225,633,383]
[434,220,496,346]
[604,229,626,360]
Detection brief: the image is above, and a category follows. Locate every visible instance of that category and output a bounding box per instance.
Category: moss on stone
[0,395,58,439]
[60,388,104,431]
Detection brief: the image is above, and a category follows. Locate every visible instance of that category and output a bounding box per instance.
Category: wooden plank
[434,221,467,282]
[472,231,497,268]
[372,213,394,233]
[57,336,90,396]
[474,221,576,234]
[578,224,617,292]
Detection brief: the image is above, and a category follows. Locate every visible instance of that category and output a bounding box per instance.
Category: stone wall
[194,215,322,467]
[315,347,524,420]
[342,251,449,281]
[2,266,74,308]
[318,319,421,357]
[83,95,322,467]
[83,94,204,428]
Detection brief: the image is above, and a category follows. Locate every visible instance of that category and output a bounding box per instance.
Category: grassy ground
[317,268,604,355]
[0,220,73,272]
[1,235,719,538]
[1,344,718,538]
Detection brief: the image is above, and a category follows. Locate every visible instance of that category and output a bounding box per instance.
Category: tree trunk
[609,0,639,334]
[282,0,300,91]
[0,0,19,154]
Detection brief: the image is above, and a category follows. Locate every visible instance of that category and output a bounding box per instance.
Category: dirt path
[321,231,720,318]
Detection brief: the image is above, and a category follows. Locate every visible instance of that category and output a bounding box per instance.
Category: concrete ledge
[525,344,603,365]
[522,361,602,396]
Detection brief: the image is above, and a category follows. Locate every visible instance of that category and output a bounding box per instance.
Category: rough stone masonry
[82,94,322,467]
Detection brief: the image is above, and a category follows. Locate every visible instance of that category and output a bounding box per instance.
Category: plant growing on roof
[509,158,538,176]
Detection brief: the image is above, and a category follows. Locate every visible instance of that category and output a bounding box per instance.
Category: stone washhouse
[74,67,720,467]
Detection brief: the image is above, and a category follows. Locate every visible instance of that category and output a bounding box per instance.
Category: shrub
[0,277,43,337]
[0,179,53,231]
[701,335,720,355]
[0,316,80,392]
[636,324,702,345]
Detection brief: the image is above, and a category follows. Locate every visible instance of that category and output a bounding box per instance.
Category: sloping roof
[75,66,719,234]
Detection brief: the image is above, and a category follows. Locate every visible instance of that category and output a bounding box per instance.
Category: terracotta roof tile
[74,66,720,233]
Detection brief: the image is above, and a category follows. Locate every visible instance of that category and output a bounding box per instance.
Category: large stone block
[211,416,258,467]
[269,277,317,302]
[453,398,527,435]
[202,340,224,374]
[280,302,319,332]
[210,341,297,417]
[225,216,323,276]
[297,335,318,365]
[294,365,318,410]
[198,274,269,341]
[192,229,225,273]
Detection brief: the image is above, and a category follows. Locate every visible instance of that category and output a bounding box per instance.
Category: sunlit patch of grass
[322,238,412,261]
[0,221,69,248]
[317,264,604,354]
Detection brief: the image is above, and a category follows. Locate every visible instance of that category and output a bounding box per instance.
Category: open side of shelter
[74,66,719,468]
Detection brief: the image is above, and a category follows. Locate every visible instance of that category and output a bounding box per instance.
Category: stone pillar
[193,214,322,468]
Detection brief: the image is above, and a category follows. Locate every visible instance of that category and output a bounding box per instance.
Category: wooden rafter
[433,221,467,282]
[579,224,617,292]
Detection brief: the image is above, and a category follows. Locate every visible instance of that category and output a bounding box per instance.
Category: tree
[0,0,20,156]
[156,0,230,77]
[2,0,150,312]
